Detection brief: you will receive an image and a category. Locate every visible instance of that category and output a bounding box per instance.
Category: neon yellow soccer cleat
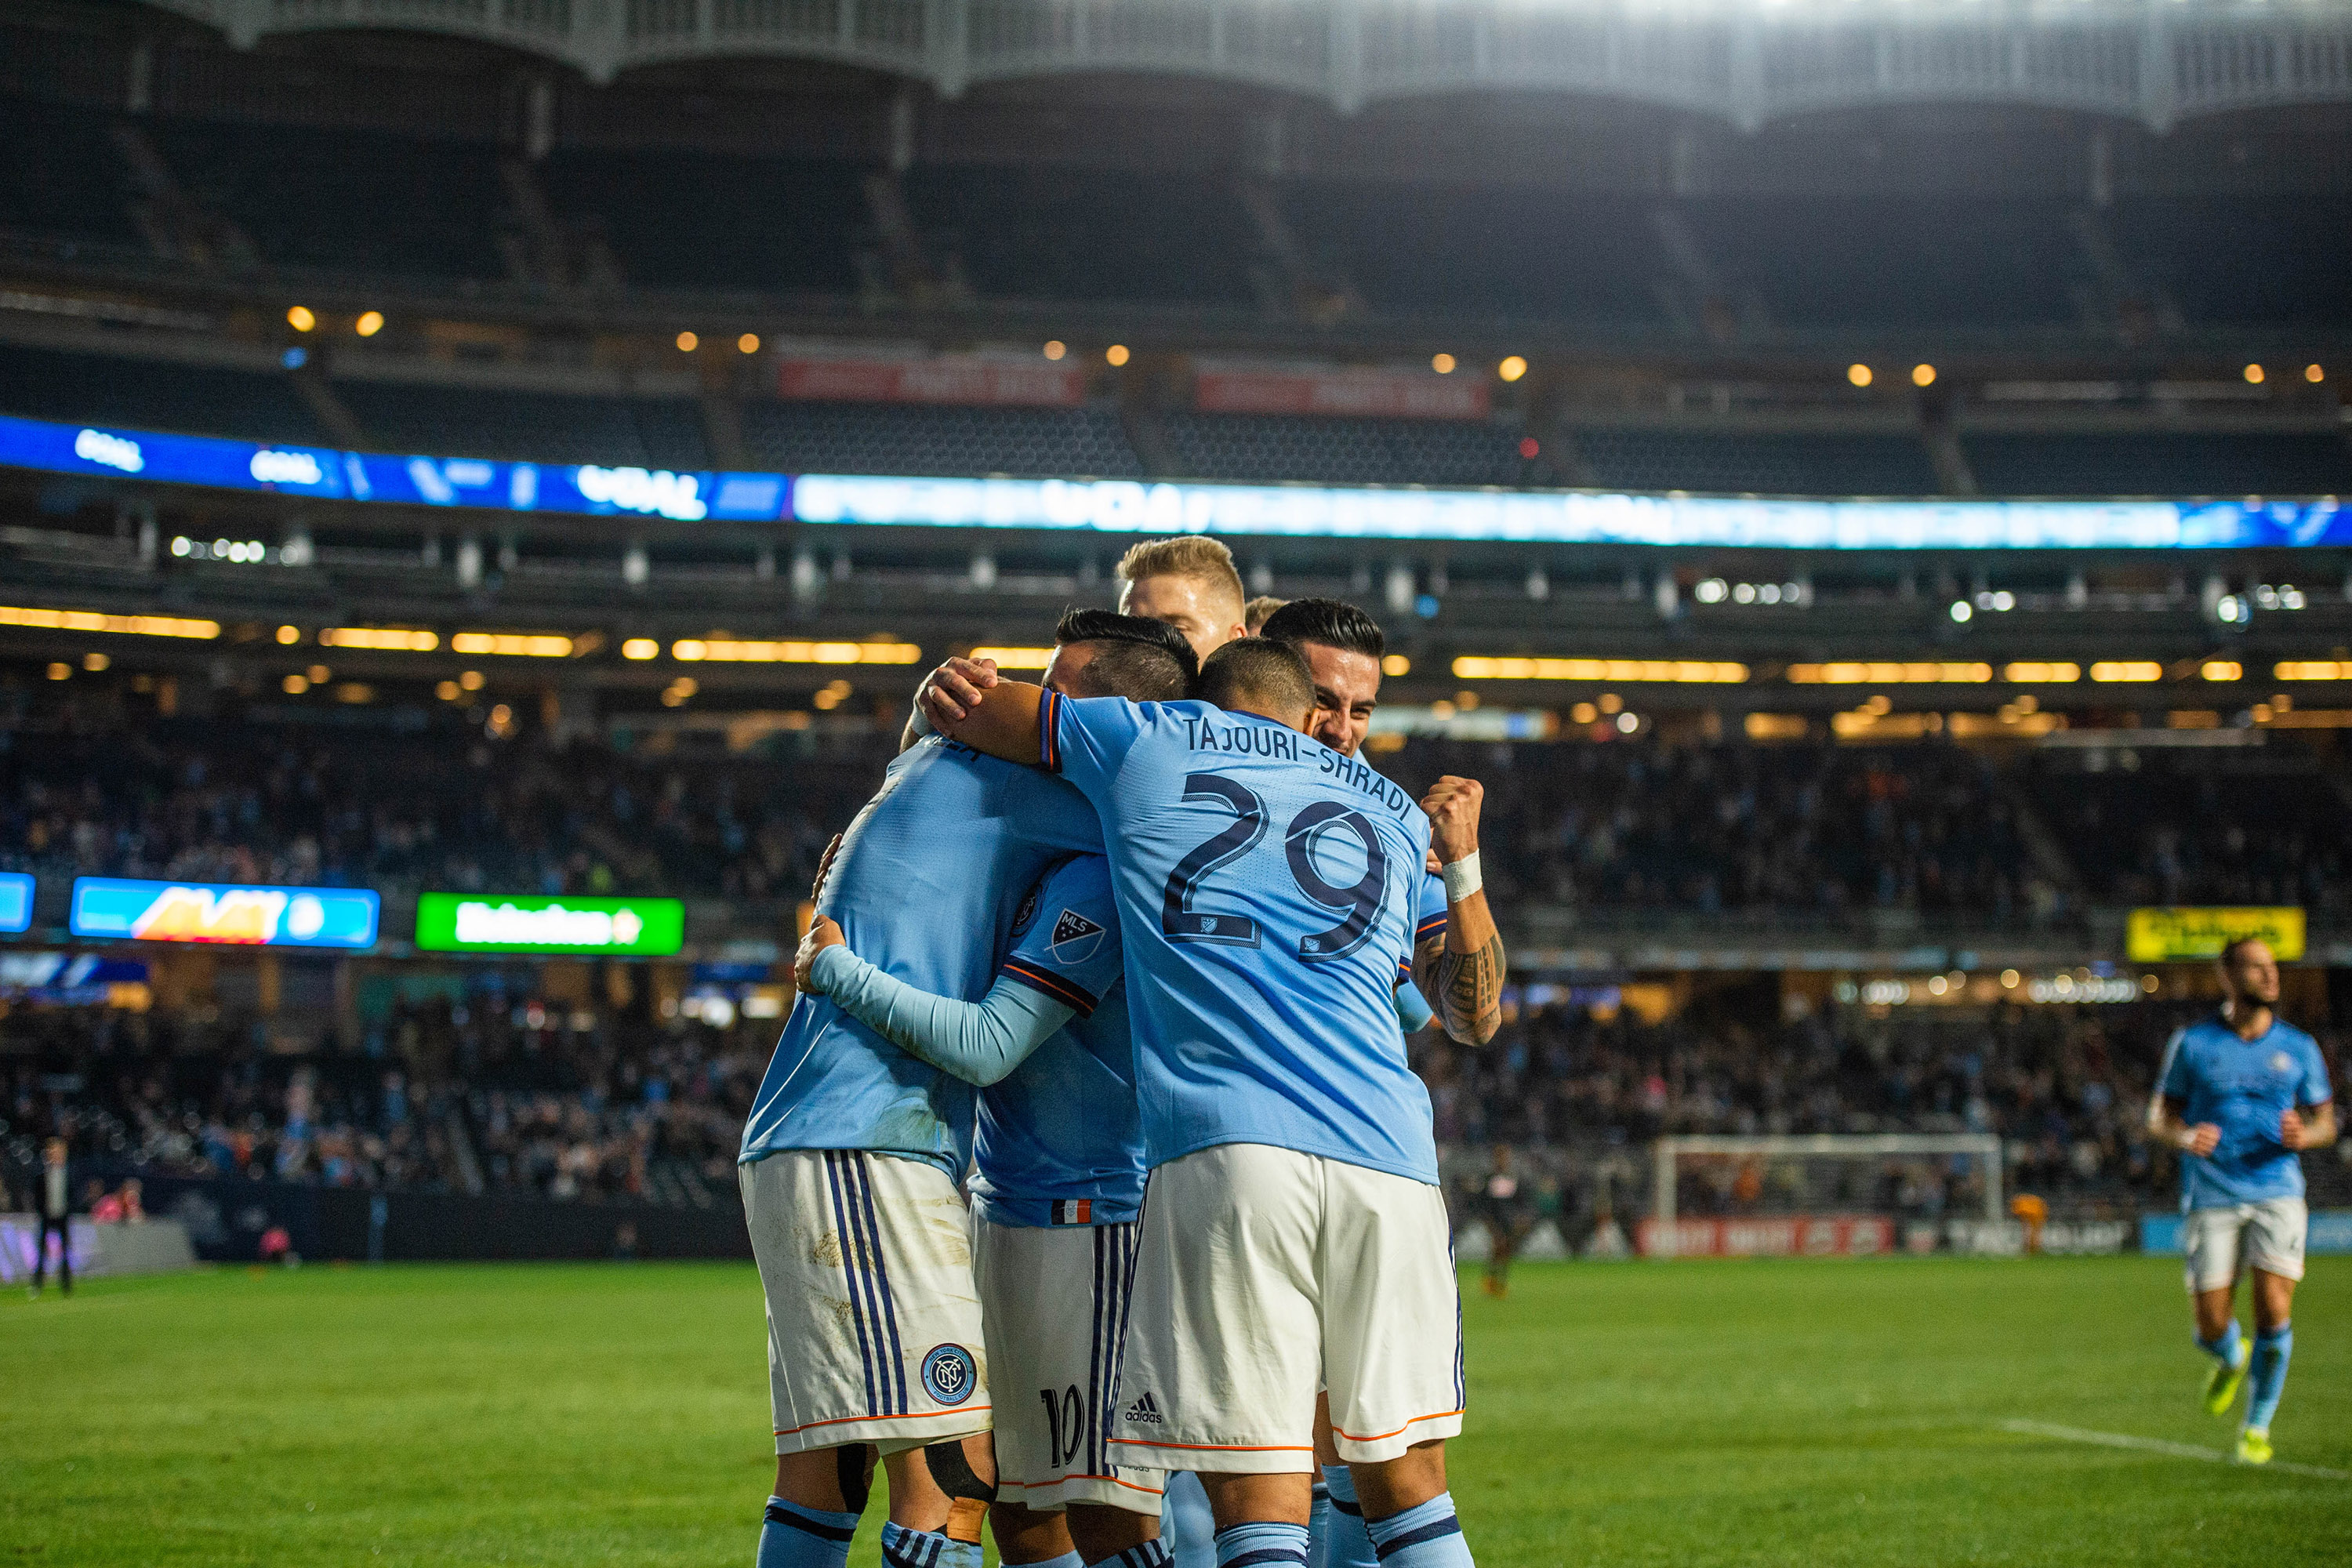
[2235,1427,2273,1466]
[2203,1338,2250,1416]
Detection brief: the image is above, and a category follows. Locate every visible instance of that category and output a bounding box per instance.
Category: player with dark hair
[796,609,1194,1568]
[2147,936,2336,1465]
[927,634,1485,1568]
[736,615,1193,1568]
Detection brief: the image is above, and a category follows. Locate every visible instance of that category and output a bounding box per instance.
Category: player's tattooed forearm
[1433,932,1505,1045]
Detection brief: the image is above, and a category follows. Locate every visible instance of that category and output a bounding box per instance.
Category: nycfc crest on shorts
[923,1344,978,1406]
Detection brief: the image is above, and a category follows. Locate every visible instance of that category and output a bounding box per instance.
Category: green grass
[1,1256,2343,1566]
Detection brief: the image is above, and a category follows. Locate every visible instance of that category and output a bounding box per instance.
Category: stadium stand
[0,339,329,448]
[1962,430,2352,498]
[1159,412,1526,486]
[147,117,510,282]
[333,381,711,469]
[539,146,873,296]
[2110,195,2352,327]
[1570,428,1943,496]
[742,398,1145,477]
[907,166,1260,305]
[0,95,144,253]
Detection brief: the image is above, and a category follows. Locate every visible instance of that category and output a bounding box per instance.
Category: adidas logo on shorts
[1123,1391,1164,1425]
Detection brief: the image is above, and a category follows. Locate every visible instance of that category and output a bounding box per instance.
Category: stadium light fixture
[620,638,659,661]
[670,638,922,664]
[1043,340,1066,361]
[282,673,309,695]
[739,333,760,354]
[276,624,300,644]
[318,626,438,652]
[2243,363,2265,384]
[459,670,485,691]
[1450,656,1748,683]
[1431,354,1456,375]
[1106,344,1131,367]
[967,646,1054,670]
[1949,600,1972,622]
[676,332,699,352]
[451,632,574,658]
[286,305,315,332]
[1911,364,1936,387]
[1382,655,1410,677]
[307,665,330,684]
[1847,363,1872,387]
[354,311,384,338]
[1497,356,1528,383]
[434,680,461,702]
[1570,702,1598,724]
[1518,437,1540,459]
[46,662,70,681]
[2307,363,2325,383]
[82,652,109,672]
[2277,660,2352,680]
[2089,661,2164,682]
[0,604,219,640]
[1788,662,1991,684]
[2001,662,2080,683]
[2200,659,2243,682]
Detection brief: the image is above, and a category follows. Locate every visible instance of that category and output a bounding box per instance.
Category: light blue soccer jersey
[2158,1015,2334,1210]
[1038,691,1440,1185]
[739,737,1102,1177]
[970,854,1145,1229]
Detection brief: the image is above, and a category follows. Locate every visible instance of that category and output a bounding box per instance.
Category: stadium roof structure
[146,0,2352,128]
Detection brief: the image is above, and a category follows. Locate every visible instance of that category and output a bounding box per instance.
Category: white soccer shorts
[975,1215,1166,1512]
[1109,1143,1465,1473]
[741,1149,992,1455]
[2182,1196,2308,1293]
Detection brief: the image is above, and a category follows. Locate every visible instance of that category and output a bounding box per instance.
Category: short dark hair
[2218,935,2269,968]
[1200,637,1314,717]
[1259,597,1385,662]
[1053,608,1197,702]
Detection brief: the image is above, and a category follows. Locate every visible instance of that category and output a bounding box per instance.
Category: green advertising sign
[414,893,685,956]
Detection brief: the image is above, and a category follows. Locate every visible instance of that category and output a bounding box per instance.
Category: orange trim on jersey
[1002,1474,1166,1496]
[774,1403,991,1438]
[1110,1436,1314,1453]
[1330,1410,1465,1443]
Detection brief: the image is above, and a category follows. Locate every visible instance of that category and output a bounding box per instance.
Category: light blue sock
[1214,1519,1310,1568]
[2246,1323,2292,1431]
[1094,1544,1171,1568]
[1314,1465,1376,1568]
[881,1520,982,1568]
[1163,1472,1218,1568]
[758,1497,858,1568]
[1365,1493,1472,1568]
[1308,1479,1330,1566]
[2196,1319,2246,1367]
[1024,1552,1085,1568]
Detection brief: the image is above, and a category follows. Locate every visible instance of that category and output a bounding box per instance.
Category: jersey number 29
[1160,772,1389,961]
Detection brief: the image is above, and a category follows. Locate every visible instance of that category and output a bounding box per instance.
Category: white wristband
[1440,851,1483,902]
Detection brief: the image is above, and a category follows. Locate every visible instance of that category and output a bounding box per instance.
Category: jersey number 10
[1160,772,1389,962]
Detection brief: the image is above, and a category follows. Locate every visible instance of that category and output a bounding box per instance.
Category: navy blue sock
[1365,1494,1472,1568]
[2246,1323,2292,1431]
[1214,1520,1310,1568]
[881,1520,982,1568]
[1096,1544,1172,1568]
[757,1497,858,1568]
[2196,1319,2246,1367]
[1314,1465,1376,1568]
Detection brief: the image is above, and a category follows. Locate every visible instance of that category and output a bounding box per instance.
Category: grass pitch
[2,1255,2342,1566]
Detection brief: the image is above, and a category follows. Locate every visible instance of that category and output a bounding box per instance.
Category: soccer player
[1257,597,1501,1568]
[2147,936,2336,1465]
[1243,596,1288,634]
[799,617,1189,1568]
[736,612,1192,1568]
[1114,536,1250,663]
[934,637,1490,1568]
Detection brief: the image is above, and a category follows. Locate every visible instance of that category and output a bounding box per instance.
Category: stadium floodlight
[1650,1134,2005,1256]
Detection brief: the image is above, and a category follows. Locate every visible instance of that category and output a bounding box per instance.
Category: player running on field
[1256,597,1503,1568]
[801,611,1196,1568]
[934,637,1492,1568]
[736,617,1191,1568]
[2146,936,2336,1465]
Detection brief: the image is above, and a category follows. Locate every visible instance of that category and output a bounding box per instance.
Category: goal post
[1651,1133,2005,1232]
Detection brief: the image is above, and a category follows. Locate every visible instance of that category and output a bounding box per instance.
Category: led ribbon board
[414,893,685,956]
[69,877,379,948]
[0,871,31,933]
[2125,906,2306,964]
[4,408,2349,547]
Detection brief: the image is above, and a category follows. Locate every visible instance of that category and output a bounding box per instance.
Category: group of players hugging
[734,535,1506,1568]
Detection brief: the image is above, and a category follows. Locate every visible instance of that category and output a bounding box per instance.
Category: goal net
[1645,1134,2004,1258]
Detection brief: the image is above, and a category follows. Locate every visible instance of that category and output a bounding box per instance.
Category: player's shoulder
[1038,849,1115,906]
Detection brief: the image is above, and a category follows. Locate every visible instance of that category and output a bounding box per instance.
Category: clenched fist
[794,914,846,991]
[1421,775,1484,866]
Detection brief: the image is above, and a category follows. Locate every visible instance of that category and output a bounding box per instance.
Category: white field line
[1999,1419,2349,1481]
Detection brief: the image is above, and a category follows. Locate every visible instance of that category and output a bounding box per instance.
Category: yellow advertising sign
[2126,907,2305,964]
